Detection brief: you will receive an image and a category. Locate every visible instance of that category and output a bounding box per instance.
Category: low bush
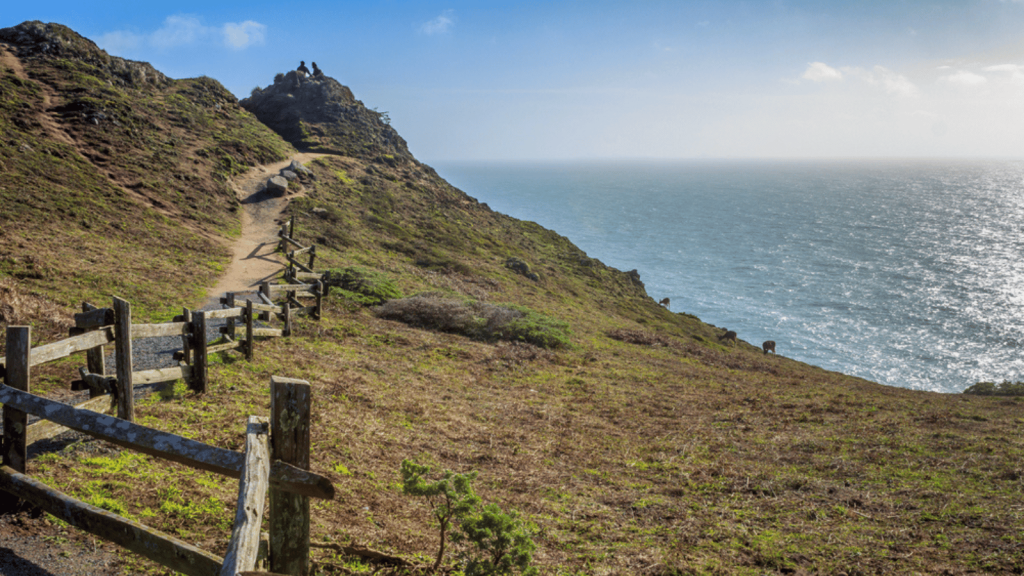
[401,460,537,575]
[963,381,1024,396]
[322,266,402,306]
[608,327,675,348]
[374,295,571,349]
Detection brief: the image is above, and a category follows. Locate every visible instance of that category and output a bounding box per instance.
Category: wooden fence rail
[0,343,329,575]
[0,212,331,574]
[0,465,225,575]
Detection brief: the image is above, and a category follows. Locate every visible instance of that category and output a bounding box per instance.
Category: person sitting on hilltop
[311,61,324,79]
[296,60,311,77]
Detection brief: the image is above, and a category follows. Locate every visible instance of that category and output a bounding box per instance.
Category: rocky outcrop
[506,257,540,282]
[0,21,169,88]
[240,70,411,160]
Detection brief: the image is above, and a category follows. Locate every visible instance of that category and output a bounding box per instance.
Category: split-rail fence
[0,217,337,575]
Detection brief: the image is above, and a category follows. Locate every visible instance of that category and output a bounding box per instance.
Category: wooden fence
[0,215,336,574]
[276,216,325,318]
[0,295,334,575]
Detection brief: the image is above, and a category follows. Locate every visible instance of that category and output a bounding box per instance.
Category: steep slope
[0,21,295,335]
[0,21,1022,576]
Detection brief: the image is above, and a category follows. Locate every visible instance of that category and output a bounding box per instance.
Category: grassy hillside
[1,21,1023,576]
[0,21,294,337]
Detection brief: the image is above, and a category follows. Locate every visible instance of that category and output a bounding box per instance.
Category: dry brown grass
[0,276,74,342]
[27,299,1024,575]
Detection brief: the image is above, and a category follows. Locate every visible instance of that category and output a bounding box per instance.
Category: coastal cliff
[1,20,1022,575]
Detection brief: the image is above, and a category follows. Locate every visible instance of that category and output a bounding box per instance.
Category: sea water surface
[434,159,1024,393]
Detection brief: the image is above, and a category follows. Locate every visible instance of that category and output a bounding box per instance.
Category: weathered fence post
[181,308,193,365]
[283,302,292,338]
[221,415,270,576]
[314,280,323,320]
[269,376,311,576]
[193,311,209,393]
[226,293,237,340]
[2,327,30,475]
[289,215,295,239]
[81,303,107,394]
[112,297,134,422]
[246,301,254,361]
[260,282,272,322]
[1,326,30,514]
[307,245,316,271]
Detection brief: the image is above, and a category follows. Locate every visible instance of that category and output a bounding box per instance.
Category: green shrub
[455,504,539,576]
[322,266,402,306]
[963,381,1024,396]
[374,295,571,348]
[400,460,537,575]
[401,460,481,572]
[496,304,572,349]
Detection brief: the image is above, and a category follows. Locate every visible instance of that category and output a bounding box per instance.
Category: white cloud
[223,21,266,50]
[875,67,918,97]
[800,62,917,97]
[942,70,988,87]
[983,64,1024,84]
[98,14,267,54]
[842,65,919,97]
[802,62,842,82]
[421,11,455,35]
[984,64,1022,73]
[151,15,209,49]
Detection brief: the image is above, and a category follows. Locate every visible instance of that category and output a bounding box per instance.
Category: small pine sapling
[455,503,538,576]
[400,459,481,572]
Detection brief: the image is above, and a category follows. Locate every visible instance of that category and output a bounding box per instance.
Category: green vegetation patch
[375,295,571,349]
[963,380,1024,396]
[322,266,403,306]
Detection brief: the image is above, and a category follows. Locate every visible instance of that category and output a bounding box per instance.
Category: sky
[6,1,1024,161]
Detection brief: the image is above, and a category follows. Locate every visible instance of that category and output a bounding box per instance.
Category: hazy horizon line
[426,155,1024,164]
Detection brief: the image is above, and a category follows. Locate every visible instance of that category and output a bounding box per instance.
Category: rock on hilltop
[0,21,167,88]
[241,70,410,160]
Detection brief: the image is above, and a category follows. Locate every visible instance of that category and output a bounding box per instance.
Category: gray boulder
[280,169,298,181]
[267,175,289,195]
[506,257,540,282]
[289,160,312,175]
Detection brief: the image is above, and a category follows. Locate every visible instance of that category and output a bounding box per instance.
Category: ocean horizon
[433,158,1024,394]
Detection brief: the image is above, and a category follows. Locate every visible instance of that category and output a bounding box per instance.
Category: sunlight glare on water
[436,159,1024,393]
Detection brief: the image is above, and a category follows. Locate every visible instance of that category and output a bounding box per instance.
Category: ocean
[434,159,1024,393]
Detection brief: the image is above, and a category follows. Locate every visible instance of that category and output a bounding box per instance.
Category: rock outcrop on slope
[0,21,168,88]
[241,70,410,160]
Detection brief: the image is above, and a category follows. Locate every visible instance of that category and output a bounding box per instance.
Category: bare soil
[207,153,327,301]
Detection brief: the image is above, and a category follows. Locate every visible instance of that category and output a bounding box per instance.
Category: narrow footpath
[208,152,328,301]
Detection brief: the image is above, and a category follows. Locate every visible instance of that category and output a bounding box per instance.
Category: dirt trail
[207,153,328,301]
[1,45,77,147]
